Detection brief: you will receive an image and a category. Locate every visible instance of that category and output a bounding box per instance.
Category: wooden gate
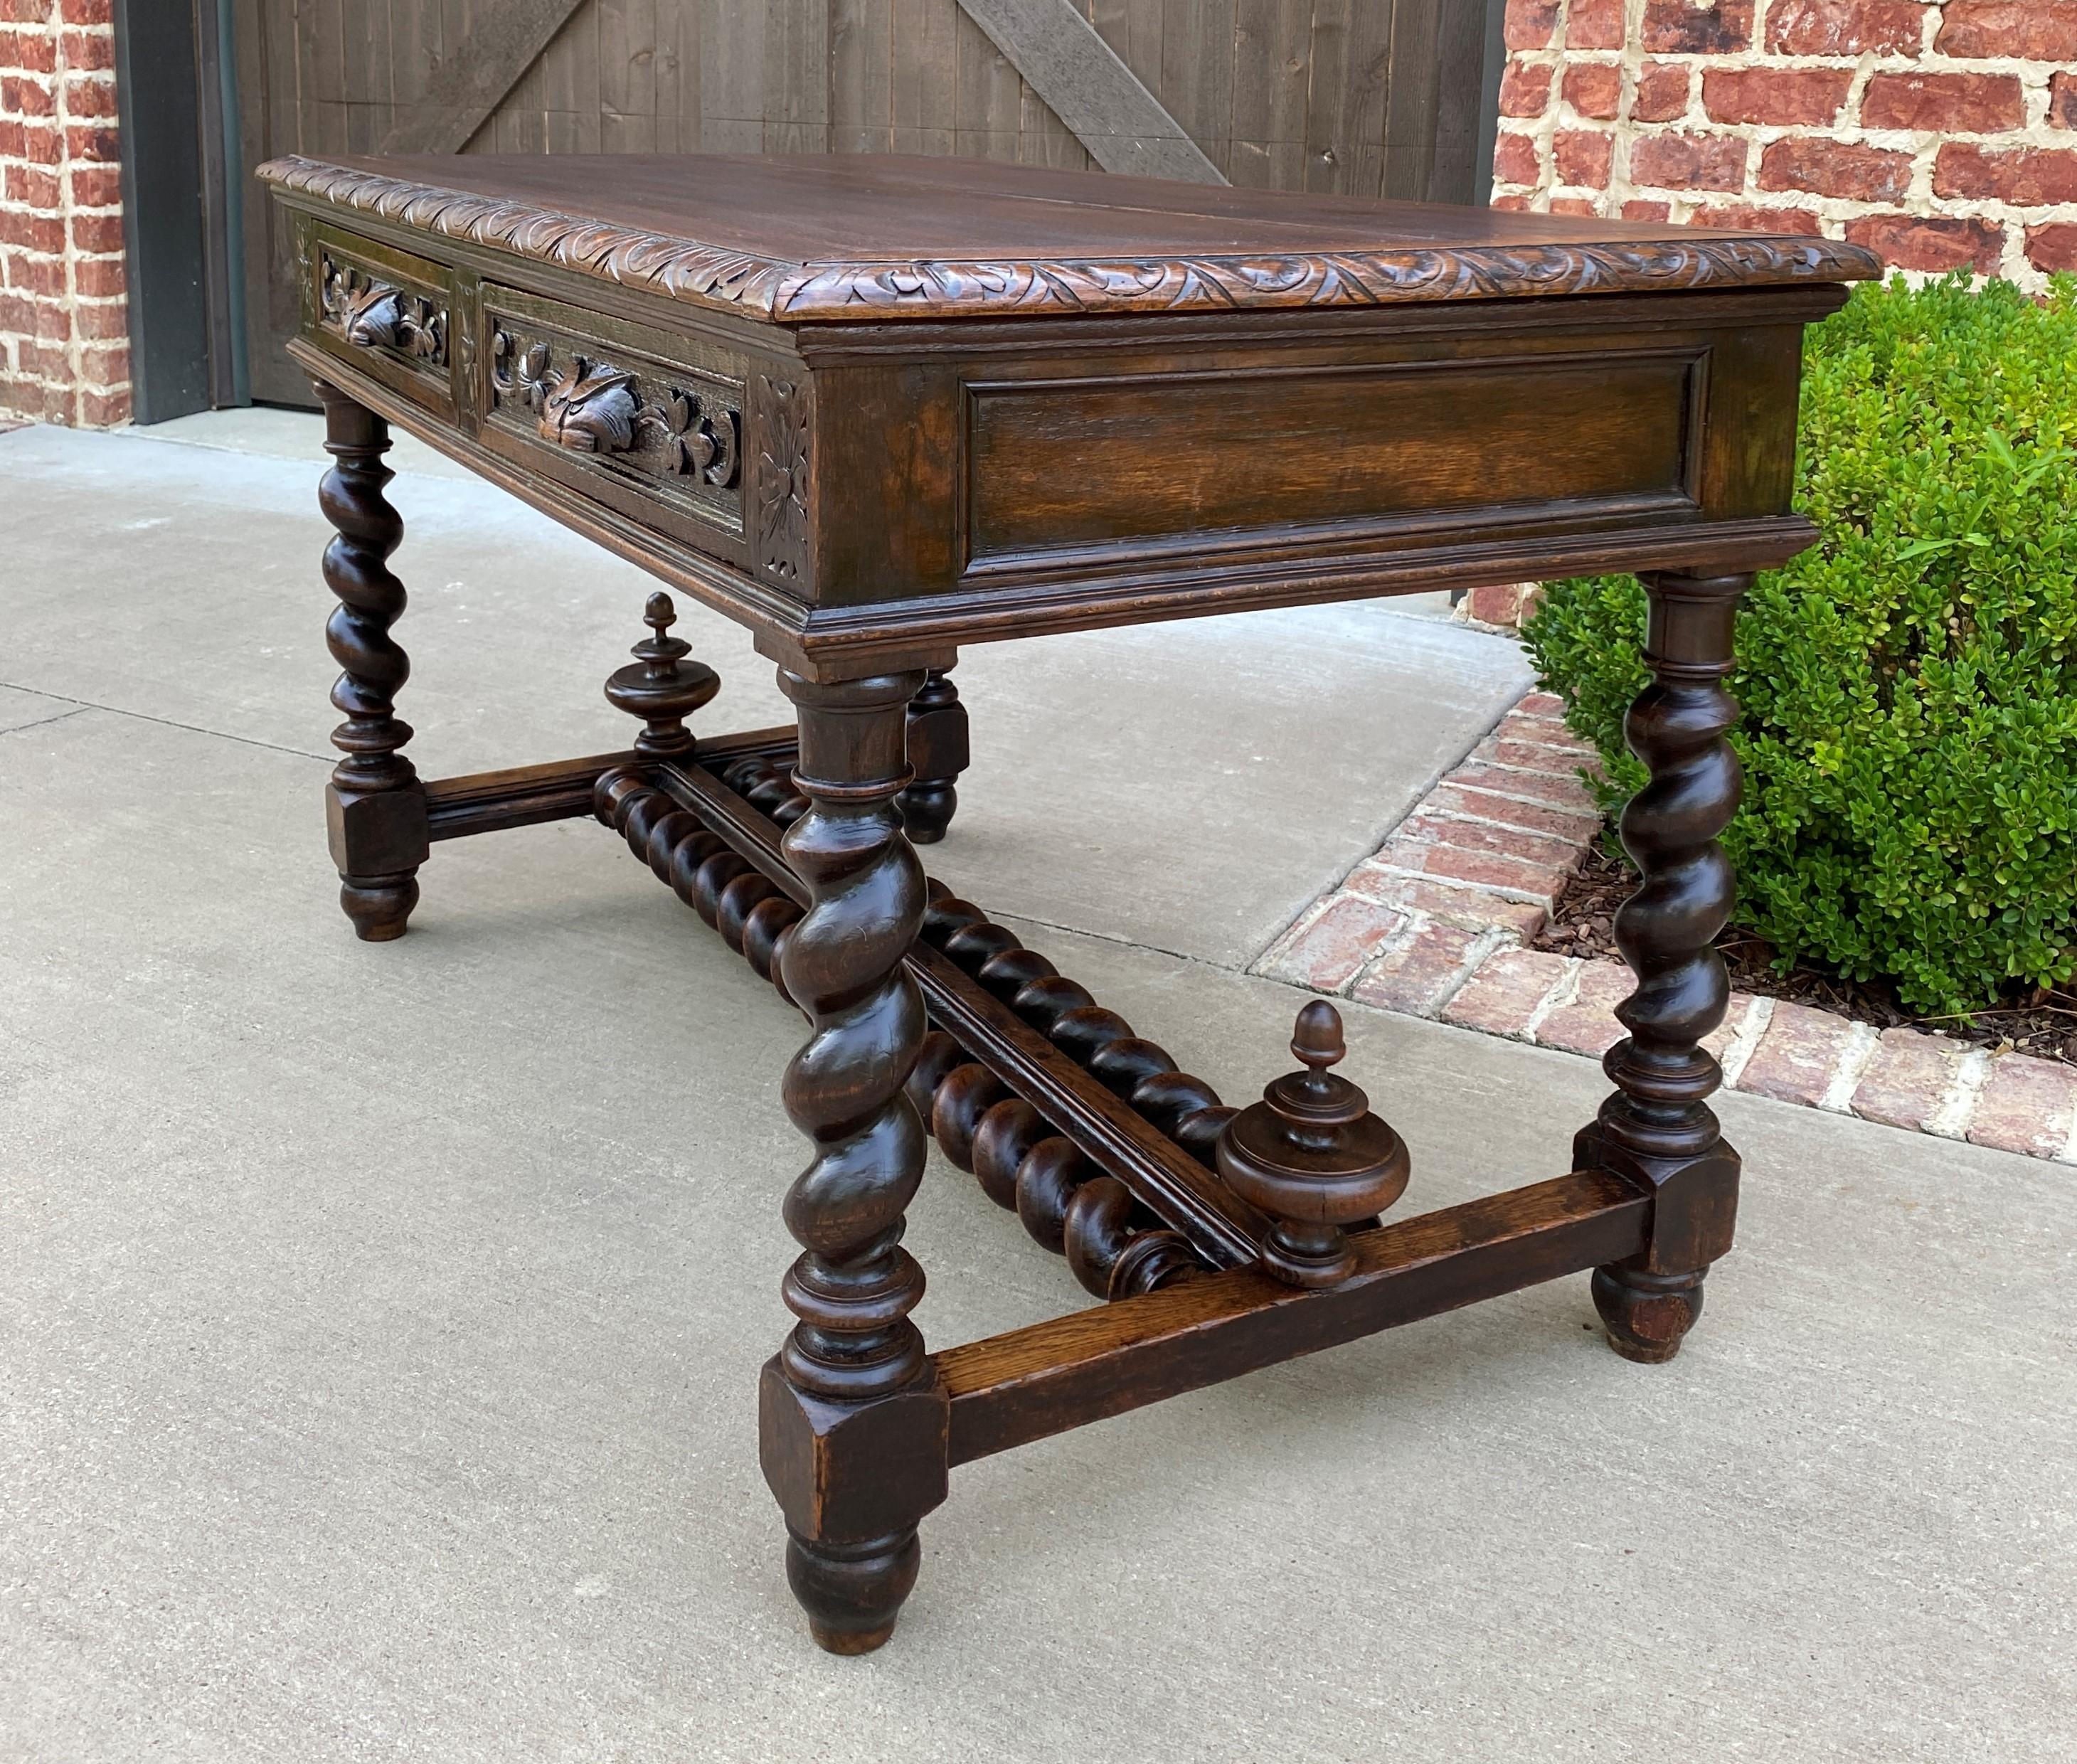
[232,0,1503,404]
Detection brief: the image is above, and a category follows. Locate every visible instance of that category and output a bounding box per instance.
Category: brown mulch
[1532,830,2077,1066]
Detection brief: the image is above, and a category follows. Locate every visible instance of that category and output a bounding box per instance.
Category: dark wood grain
[576,743,1654,1485]
[649,752,1275,1269]
[274,181,1845,664]
[962,349,1701,568]
[258,153,1881,326]
[601,590,721,758]
[314,379,427,940]
[937,1171,1650,1464]
[771,668,935,1408]
[763,666,944,1654]
[896,666,967,844]
[912,892,1268,1265]
[1575,570,1748,1364]
[287,301,1828,676]
[1214,1000,1410,1288]
[593,765,806,996]
[425,748,640,839]
[479,282,752,565]
[276,161,1849,1649]
[604,748,1227,1302]
[905,1026,1204,1297]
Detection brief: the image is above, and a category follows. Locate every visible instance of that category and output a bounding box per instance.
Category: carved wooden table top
[263,152,1872,319]
[260,153,1876,676]
[263,154,1877,1656]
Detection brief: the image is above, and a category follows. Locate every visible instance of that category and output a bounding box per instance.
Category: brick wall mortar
[0,0,129,426]
[1496,0,2077,288]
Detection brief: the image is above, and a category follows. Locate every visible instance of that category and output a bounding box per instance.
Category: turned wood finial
[605,590,719,757]
[1290,998,1342,1072]
[1216,1001,1409,1287]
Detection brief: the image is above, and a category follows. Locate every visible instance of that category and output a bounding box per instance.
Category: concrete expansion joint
[0,704,87,737]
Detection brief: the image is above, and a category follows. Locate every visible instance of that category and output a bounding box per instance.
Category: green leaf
[1521,273,2077,1015]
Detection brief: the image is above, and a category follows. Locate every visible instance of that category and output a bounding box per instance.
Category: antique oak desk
[259,154,1875,1653]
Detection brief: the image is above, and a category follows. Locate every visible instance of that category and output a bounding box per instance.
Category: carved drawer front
[307,224,455,417]
[477,284,748,565]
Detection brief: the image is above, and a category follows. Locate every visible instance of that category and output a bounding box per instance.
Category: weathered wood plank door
[232,0,1502,405]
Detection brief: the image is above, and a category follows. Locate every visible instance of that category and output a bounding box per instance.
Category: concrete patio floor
[2,417,2072,1762]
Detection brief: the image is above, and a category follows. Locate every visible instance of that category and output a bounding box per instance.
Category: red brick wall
[1496,0,2077,287]
[0,0,127,427]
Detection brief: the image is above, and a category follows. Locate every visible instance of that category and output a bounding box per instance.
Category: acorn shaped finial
[642,590,676,642]
[1216,1002,1409,1287]
[605,590,718,758]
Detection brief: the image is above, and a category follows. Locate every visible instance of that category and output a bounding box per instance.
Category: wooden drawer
[304,224,456,418]
[474,284,750,569]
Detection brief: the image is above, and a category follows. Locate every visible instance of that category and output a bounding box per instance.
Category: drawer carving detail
[489,326,740,489]
[320,255,445,366]
[752,372,809,585]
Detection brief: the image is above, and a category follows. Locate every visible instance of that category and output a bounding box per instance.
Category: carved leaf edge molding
[263,156,1884,324]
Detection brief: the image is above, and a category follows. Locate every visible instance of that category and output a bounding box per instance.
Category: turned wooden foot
[898,665,967,844]
[315,379,427,940]
[1593,1263,1706,1363]
[338,871,420,942]
[785,1526,920,1655]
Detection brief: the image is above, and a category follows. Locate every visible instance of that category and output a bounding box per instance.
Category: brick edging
[1253,688,2077,1165]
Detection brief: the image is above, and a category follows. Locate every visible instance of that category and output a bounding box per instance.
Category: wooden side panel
[1156,0,1234,179]
[817,358,965,606]
[802,299,1817,610]
[599,0,660,149]
[955,3,1024,160]
[963,351,1703,571]
[765,0,832,152]
[1695,320,1807,519]
[698,0,765,151]
[1229,0,1311,188]
[657,0,701,149]
[891,0,958,153]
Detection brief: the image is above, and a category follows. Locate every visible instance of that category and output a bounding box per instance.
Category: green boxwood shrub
[1522,274,2077,1016]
